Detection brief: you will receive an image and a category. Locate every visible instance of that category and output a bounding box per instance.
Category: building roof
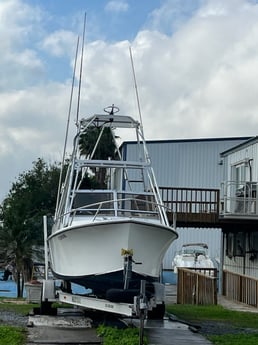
[220,136,256,157]
[124,136,252,146]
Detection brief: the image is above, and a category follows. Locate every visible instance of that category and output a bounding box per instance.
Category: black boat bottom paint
[53,269,158,299]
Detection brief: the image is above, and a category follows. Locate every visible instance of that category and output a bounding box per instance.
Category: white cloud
[41,30,78,57]
[0,0,43,49]
[2,0,258,200]
[148,0,202,34]
[105,1,129,13]
[0,0,44,90]
[128,0,258,139]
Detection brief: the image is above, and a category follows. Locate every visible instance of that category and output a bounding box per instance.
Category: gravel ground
[168,313,258,337]
[0,311,29,327]
[187,320,258,336]
[2,309,258,338]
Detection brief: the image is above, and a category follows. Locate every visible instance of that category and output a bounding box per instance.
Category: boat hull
[48,219,177,296]
[173,256,214,273]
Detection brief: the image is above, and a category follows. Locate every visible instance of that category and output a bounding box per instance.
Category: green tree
[0,158,60,297]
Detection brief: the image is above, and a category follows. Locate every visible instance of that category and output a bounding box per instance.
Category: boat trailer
[40,277,165,319]
[39,277,165,345]
[40,216,166,344]
[41,215,165,319]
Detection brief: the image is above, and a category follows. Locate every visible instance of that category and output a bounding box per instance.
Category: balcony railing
[159,187,220,224]
[223,270,258,307]
[221,181,258,218]
[159,183,258,224]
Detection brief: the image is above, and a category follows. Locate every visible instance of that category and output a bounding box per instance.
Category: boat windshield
[70,190,159,219]
[182,247,207,256]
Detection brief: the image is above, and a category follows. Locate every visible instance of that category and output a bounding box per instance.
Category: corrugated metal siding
[224,142,258,182]
[221,141,258,283]
[123,137,249,269]
[124,138,249,189]
[163,227,221,269]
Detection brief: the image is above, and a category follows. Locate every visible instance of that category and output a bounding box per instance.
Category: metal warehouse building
[122,136,251,270]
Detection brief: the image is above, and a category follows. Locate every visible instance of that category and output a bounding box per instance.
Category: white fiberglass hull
[48,218,177,293]
[173,255,214,273]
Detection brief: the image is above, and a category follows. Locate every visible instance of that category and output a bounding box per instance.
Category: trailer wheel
[147,302,165,320]
[106,288,139,303]
[40,301,57,315]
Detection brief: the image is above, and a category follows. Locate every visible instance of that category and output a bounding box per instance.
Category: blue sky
[21,0,165,81]
[2,0,258,200]
[26,0,165,40]
[8,0,201,83]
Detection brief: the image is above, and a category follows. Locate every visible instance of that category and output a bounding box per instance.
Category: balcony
[160,184,258,229]
[221,181,258,219]
[159,186,220,227]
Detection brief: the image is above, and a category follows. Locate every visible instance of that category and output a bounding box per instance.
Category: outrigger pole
[75,12,87,127]
[129,46,144,130]
[55,12,87,217]
[55,36,80,217]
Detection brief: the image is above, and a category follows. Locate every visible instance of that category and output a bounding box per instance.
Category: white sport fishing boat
[48,104,178,300]
[172,243,214,273]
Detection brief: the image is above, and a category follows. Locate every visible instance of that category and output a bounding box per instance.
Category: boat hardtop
[80,112,140,129]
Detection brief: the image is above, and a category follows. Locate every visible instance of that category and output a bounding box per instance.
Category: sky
[1,0,258,201]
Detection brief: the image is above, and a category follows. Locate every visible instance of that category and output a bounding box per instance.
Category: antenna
[75,12,87,127]
[55,36,80,216]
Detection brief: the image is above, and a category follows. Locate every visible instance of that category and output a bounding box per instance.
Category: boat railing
[57,190,172,227]
[71,197,160,218]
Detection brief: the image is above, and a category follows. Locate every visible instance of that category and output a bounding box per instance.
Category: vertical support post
[139,280,146,345]
[218,230,224,295]
[122,250,133,290]
[124,255,132,289]
[43,215,49,280]
[173,212,177,230]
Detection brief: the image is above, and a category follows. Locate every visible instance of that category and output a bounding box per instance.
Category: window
[248,232,258,252]
[233,163,246,189]
[226,233,234,258]
[226,232,245,258]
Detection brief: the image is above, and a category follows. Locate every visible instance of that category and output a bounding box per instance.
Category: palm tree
[79,126,118,188]
[0,207,33,296]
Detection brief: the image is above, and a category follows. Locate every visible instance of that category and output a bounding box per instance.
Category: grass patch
[166,304,258,345]
[0,298,38,315]
[0,325,26,345]
[97,324,147,345]
[166,304,258,329]
[207,333,258,345]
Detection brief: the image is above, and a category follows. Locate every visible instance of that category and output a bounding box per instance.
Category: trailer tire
[40,301,57,315]
[106,288,139,303]
[147,302,165,320]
